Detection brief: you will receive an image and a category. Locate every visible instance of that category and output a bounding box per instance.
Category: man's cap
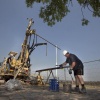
[63,50,68,55]
[8,51,18,56]
[10,54,14,57]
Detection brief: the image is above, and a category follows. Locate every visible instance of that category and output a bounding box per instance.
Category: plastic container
[49,79,59,92]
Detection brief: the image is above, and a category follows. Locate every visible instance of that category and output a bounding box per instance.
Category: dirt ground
[0,82,100,100]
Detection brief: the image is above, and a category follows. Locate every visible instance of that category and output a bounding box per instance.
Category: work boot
[80,87,87,93]
[72,87,80,92]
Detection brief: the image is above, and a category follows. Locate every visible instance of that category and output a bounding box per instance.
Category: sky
[0,0,100,81]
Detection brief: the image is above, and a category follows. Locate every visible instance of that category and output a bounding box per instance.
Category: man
[59,50,86,93]
[6,54,14,71]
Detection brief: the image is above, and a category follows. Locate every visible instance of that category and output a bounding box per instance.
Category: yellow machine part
[10,58,22,68]
[36,74,44,85]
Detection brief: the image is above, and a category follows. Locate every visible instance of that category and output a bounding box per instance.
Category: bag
[5,79,23,91]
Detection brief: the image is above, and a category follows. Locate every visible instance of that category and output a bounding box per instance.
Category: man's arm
[68,62,76,74]
[62,61,67,66]
[59,61,67,67]
[70,62,76,69]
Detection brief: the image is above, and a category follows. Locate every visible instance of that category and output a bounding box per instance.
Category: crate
[49,79,59,92]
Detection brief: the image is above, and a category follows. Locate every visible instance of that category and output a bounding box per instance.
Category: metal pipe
[35,33,61,50]
[56,45,58,77]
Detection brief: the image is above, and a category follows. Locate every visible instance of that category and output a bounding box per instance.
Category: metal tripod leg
[45,70,55,84]
[66,67,74,83]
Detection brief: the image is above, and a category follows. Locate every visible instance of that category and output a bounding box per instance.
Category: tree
[25,0,100,26]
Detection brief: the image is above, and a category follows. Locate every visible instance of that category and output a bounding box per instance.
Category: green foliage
[39,0,70,26]
[82,18,89,26]
[26,0,69,26]
[25,0,100,26]
[78,0,100,26]
[77,0,100,17]
[26,0,34,7]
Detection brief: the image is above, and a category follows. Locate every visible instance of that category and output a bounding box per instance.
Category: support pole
[56,45,58,78]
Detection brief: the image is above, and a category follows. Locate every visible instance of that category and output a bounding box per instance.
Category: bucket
[49,79,59,92]
[63,83,72,93]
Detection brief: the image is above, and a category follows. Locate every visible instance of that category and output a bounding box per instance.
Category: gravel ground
[0,83,100,100]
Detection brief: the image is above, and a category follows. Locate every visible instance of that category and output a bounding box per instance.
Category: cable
[83,59,100,63]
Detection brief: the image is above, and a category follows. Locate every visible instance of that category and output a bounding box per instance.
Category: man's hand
[69,69,72,74]
[59,64,63,68]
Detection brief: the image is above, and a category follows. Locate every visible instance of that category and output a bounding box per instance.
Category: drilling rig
[0,19,47,81]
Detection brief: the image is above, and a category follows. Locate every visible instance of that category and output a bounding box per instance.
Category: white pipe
[56,45,58,77]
